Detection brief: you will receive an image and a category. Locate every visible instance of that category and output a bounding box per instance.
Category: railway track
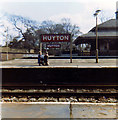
[1,87,118,103]
[2,91,118,98]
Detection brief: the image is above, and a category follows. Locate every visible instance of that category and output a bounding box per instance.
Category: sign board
[46,44,61,48]
[41,34,71,42]
[40,34,72,63]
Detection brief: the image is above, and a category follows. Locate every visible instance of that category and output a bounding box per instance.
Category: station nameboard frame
[41,34,71,42]
[40,34,72,63]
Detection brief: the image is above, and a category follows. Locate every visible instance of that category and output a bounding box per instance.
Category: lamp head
[94,13,97,16]
[96,10,101,13]
[94,10,101,16]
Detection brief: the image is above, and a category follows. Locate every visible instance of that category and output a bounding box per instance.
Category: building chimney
[116,11,118,19]
[116,2,118,19]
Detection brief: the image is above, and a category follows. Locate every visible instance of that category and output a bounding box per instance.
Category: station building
[74,12,118,56]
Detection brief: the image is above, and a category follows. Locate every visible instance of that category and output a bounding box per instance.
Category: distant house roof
[74,19,118,44]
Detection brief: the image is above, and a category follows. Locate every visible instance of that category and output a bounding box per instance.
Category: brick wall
[0,53,24,61]
[0,47,27,53]
[0,47,28,61]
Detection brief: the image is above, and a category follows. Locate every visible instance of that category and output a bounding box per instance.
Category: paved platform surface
[1,102,117,118]
[0,58,118,68]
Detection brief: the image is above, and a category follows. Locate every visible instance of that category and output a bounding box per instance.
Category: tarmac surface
[0,58,118,68]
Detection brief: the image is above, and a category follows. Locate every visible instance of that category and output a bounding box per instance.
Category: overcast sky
[0,0,118,46]
[0,0,117,33]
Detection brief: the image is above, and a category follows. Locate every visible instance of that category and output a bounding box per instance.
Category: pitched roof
[83,19,118,37]
[74,19,118,44]
[98,19,117,28]
[82,31,117,37]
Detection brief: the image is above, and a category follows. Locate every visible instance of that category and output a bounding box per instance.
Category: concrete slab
[71,103,117,118]
[1,102,69,118]
[1,102,117,119]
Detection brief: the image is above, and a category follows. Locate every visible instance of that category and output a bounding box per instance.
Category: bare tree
[99,11,114,23]
[61,18,82,40]
[7,14,82,53]
[8,14,39,52]
[60,18,82,51]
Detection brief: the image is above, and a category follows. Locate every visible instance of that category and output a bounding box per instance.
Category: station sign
[41,34,71,42]
[46,44,61,48]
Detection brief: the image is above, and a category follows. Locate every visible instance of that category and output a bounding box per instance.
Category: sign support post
[40,42,42,53]
[70,35,72,63]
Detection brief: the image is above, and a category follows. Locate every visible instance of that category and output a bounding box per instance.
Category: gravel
[1,96,118,103]
[2,88,117,93]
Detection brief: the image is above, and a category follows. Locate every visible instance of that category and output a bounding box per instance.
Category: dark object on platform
[44,52,49,66]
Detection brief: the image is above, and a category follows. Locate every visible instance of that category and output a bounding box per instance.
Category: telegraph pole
[6,28,9,61]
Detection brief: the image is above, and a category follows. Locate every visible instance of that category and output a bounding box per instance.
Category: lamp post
[94,10,101,63]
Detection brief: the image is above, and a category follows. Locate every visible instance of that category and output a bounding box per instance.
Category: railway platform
[0,58,118,68]
[1,58,118,86]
